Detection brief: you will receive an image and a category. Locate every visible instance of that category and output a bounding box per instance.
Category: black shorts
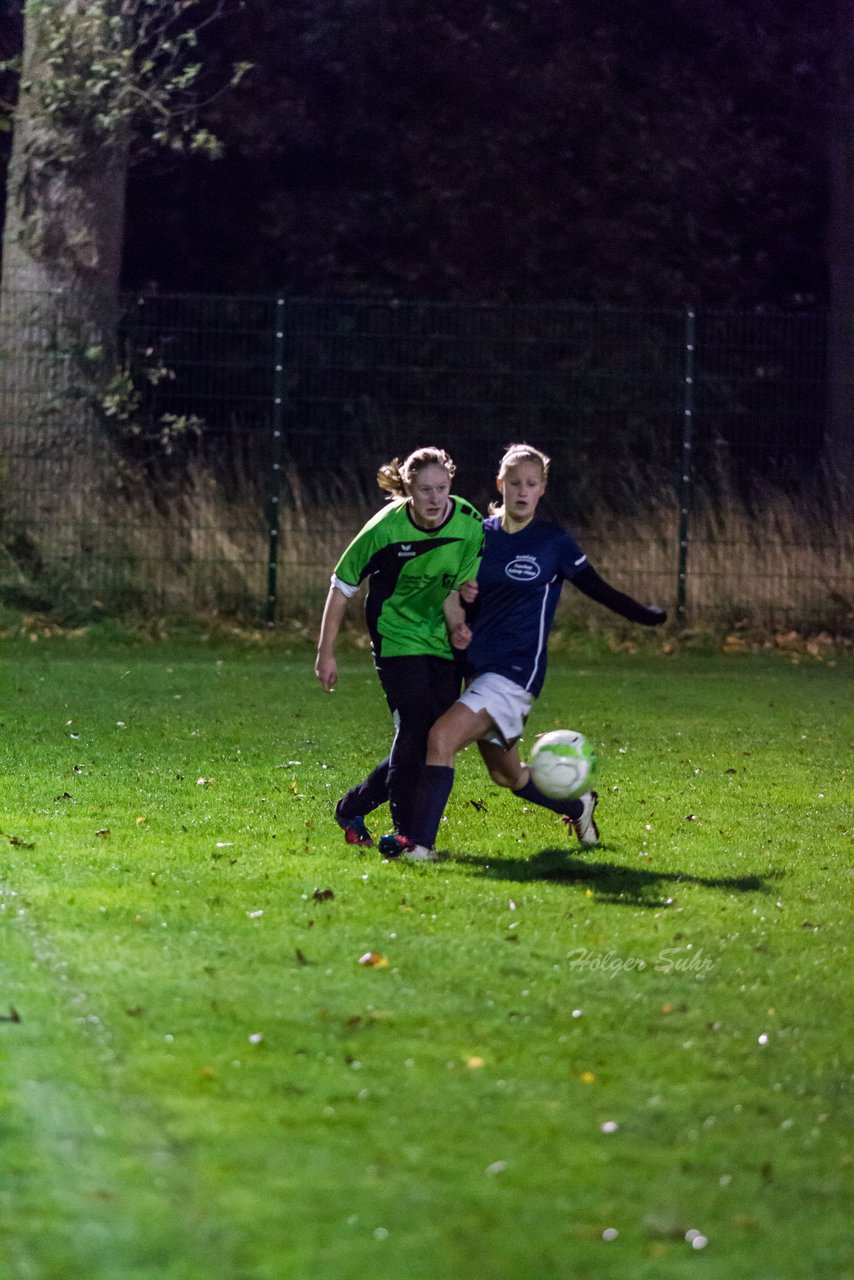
[374,654,461,735]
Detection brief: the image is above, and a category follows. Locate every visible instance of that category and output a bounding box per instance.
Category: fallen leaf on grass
[295,948,310,965]
[1,831,35,849]
[313,888,335,902]
[358,952,389,968]
[95,829,111,838]
[0,1008,21,1023]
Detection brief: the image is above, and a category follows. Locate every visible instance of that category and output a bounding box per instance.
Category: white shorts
[459,672,534,748]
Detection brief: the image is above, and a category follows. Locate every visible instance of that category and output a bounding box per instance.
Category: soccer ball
[529,729,596,801]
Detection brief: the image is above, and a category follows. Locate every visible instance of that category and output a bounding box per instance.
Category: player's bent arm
[315,581,355,691]
[571,565,667,626]
[443,589,466,634]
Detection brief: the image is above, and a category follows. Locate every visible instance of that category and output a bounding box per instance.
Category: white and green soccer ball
[529,729,597,801]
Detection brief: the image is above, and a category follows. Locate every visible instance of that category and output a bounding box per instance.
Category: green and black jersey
[333,496,483,660]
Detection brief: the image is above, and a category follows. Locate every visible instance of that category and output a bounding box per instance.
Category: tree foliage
[124,0,834,308]
[0,0,244,158]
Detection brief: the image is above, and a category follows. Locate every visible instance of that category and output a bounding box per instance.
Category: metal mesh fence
[0,290,848,629]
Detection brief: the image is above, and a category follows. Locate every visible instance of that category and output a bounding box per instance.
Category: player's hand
[644,606,667,626]
[459,579,479,605]
[450,622,472,650]
[315,654,338,692]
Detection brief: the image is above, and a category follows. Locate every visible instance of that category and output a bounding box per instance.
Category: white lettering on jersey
[505,555,541,582]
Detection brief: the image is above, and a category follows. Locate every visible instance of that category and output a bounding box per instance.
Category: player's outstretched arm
[315,585,350,691]
[572,565,667,626]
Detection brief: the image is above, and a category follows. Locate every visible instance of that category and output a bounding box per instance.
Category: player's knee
[427,721,451,756]
[427,719,465,766]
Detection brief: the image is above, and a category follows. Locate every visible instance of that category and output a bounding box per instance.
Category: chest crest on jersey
[505,554,541,582]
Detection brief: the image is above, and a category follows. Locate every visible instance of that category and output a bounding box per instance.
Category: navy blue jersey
[465,515,588,697]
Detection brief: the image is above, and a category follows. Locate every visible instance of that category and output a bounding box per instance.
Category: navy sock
[337,757,390,820]
[515,777,583,820]
[409,765,455,848]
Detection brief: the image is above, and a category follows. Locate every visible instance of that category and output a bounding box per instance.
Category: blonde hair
[489,442,550,515]
[377,446,456,498]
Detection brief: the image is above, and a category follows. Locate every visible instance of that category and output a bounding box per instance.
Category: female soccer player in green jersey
[315,447,483,844]
[382,442,666,861]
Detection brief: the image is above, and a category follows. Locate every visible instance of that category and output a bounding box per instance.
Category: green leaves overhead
[16,0,235,162]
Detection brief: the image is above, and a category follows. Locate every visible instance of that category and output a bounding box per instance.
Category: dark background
[3,0,834,310]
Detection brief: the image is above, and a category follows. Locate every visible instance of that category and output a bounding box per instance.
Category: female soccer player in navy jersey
[382,442,666,861]
[315,446,483,847]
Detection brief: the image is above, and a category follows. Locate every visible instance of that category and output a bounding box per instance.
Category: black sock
[515,777,583,820]
[409,765,455,848]
[337,757,390,820]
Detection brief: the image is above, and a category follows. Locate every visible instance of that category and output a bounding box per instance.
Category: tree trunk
[0,0,128,594]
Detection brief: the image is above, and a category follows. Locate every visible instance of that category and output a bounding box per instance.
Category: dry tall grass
[5,461,851,632]
[575,478,853,631]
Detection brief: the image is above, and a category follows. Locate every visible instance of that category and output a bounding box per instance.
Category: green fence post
[677,307,696,624]
[266,296,286,625]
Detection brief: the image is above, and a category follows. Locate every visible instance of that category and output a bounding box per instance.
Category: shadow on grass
[454,846,782,907]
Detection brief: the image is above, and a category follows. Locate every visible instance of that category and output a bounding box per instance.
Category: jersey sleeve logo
[505,555,541,582]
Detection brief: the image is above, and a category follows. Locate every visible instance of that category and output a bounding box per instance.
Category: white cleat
[403,843,439,862]
[563,790,600,847]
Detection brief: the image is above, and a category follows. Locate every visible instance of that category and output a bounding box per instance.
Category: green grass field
[1,634,851,1280]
